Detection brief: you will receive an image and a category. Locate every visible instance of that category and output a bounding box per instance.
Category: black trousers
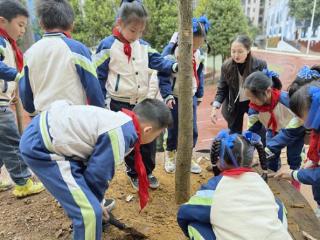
[110,99,156,178]
[228,100,266,145]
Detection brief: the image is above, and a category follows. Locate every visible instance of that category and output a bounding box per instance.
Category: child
[288,66,320,169]
[19,98,173,240]
[94,0,177,189]
[0,0,44,197]
[277,83,320,217]
[177,130,292,240]
[158,16,210,174]
[19,0,104,115]
[244,70,305,190]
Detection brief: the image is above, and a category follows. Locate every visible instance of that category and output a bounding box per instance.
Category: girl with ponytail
[244,69,305,190]
[177,130,292,240]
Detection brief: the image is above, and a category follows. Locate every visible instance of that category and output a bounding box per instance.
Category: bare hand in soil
[274,169,293,180]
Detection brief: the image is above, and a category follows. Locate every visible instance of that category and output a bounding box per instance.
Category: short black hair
[133,99,173,129]
[0,0,29,21]
[244,71,282,101]
[118,0,148,25]
[37,0,74,31]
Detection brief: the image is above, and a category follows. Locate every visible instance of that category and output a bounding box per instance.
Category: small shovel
[104,212,148,239]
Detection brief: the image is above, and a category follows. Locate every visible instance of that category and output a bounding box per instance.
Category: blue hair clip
[192,15,210,34]
[262,68,279,79]
[297,66,320,80]
[214,130,239,168]
[242,131,261,145]
[305,86,320,130]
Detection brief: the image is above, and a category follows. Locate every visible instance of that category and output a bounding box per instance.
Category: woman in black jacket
[211,35,267,133]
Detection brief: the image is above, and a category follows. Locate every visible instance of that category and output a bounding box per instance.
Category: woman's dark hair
[37,0,74,31]
[288,65,320,97]
[0,0,29,21]
[118,0,148,25]
[244,71,282,102]
[224,35,253,84]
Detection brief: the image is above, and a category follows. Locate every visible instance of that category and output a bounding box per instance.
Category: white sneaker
[191,160,202,174]
[315,207,320,219]
[165,150,176,173]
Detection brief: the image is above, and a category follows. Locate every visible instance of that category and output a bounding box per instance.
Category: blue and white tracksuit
[19,32,105,115]
[19,100,137,240]
[94,35,176,104]
[177,170,292,240]
[0,36,31,185]
[94,35,175,177]
[248,91,305,171]
[158,43,205,151]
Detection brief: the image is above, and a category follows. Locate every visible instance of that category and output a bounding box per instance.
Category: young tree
[195,0,249,59]
[175,0,193,204]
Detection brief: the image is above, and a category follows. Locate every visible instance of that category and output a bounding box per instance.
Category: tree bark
[175,0,193,204]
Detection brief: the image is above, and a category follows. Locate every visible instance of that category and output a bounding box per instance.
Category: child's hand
[274,169,293,180]
[101,204,110,222]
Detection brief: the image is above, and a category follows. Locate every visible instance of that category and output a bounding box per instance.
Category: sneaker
[12,179,45,198]
[165,150,176,173]
[0,180,13,192]
[128,176,139,190]
[191,160,202,174]
[148,174,159,189]
[315,207,320,219]
[103,198,116,212]
[291,179,301,191]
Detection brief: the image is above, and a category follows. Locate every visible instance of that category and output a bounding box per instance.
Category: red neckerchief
[63,31,72,39]
[308,130,320,164]
[113,27,132,63]
[192,51,200,87]
[221,167,254,176]
[0,27,23,71]
[249,88,281,136]
[121,109,149,211]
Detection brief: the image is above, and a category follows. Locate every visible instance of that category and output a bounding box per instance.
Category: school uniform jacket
[177,170,292,240]
[248,91,305,149]
[0,36,19,106]
[94,36,175,105]
[19,33,105,115]
[158,42,205,102]
[36,100,137,200]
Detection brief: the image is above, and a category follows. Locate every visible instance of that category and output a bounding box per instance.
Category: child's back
[19,0,104,114]
[177,130,292,240]
[211,171,290,239]
[23,33,103,111]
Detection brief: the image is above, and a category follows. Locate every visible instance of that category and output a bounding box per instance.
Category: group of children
[0,0,209,239]
[2,0,320,239]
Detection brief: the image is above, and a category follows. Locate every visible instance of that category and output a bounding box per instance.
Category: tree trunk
[175,0,193,204]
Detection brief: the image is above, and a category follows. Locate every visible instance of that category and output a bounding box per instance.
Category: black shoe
[103,198,115,212]
[148,174,159,189]
[128,176,139,190]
